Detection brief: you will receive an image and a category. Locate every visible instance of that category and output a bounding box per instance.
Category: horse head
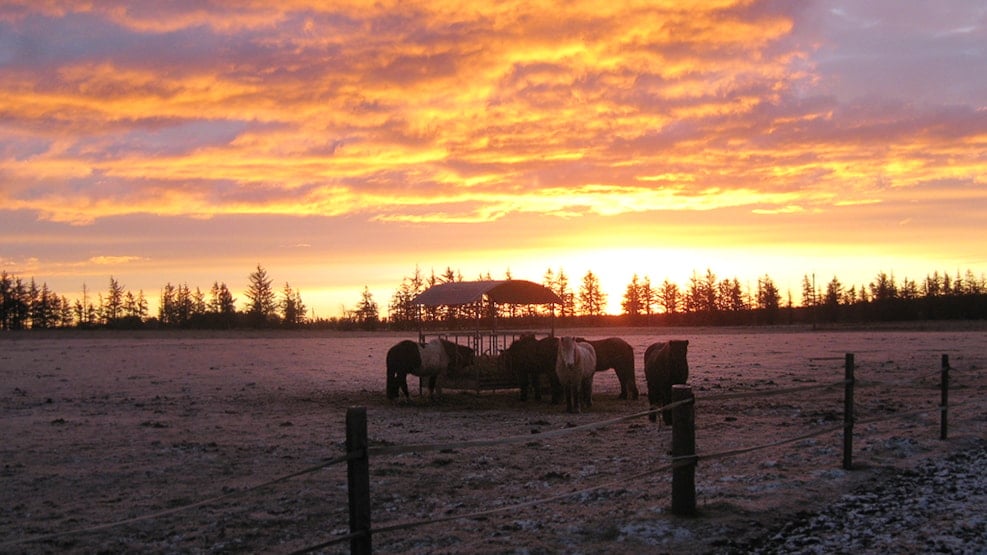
[558,336,579,372]
[448,340,475,373]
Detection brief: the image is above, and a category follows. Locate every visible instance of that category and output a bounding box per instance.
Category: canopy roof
[411,280,562,307]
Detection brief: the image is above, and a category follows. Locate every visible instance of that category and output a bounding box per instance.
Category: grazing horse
[576,337,638,400]
[386,338,475,401]
[556,336,597,413]
[500,334,562,402]
[643,340,689,424]
[536,336,563,403]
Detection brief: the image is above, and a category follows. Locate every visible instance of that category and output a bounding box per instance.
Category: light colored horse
[556,336,597,413]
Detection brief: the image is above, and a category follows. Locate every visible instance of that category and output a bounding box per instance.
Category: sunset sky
[2,1,985,317]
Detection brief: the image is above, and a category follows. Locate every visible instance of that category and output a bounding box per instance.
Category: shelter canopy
[411,280,561,307]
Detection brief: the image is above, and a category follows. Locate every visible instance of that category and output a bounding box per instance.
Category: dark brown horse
[643,340,689,424]
[386,338,475,401]
[577,337,638,400]
[500,334,561,402]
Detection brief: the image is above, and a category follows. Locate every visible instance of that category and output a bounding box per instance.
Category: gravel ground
[728,440,987,554]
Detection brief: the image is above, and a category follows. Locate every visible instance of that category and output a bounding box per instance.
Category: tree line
[0,265,306,330]
[2,264,986,332]
[384,266,987,329]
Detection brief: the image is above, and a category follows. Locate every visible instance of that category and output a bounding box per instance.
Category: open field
[1,325,985,553]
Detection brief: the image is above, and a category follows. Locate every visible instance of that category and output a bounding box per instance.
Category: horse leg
[581,376,593,408]
[399,374,411,401]
[645,367,660,421]
[386,371,398,400]
[647,382,660,422]
[427,375,438,400]
[532,372,543,401]
[518,370,529,402]
[660,386,673,425]
[549,372,563,405]
[616,367,629,400]
[619,368,640,400]
[628,373,640,400]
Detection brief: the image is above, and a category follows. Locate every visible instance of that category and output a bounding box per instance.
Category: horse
[643,340,689,424]
[500,334,562,402]
[556,336,597,413]
[536,336,563,403]
[576,337,638,400]
[386,338,475,401]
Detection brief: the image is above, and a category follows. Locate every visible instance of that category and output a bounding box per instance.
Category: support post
[670,384,696,516]
[940,354,949,440]
[843,354,855,470]
[346,407,372,555]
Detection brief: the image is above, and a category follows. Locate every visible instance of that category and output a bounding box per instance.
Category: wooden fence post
[346,407,372,555]
[940,354,949,440]
[842,354,854,471]
[670,384,696,516]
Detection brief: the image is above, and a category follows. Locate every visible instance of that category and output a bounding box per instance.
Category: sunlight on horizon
[28,245,986,320]
[321,246,976,318]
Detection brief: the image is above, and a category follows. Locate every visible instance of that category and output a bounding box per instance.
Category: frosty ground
[1,325,984,554]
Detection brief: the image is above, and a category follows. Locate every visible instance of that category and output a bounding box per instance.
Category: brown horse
[577,337,638,400]
[500,335,562,402]
[643,340,689,424]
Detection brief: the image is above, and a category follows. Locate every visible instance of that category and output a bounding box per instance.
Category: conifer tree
[621,274,643,316]
[355,286,379,330]
[578,270,606,316]
[245,264,277,326]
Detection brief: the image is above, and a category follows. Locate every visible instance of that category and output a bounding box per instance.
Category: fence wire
[293,363,975,553]
[293,395,980,554]
[0,452,356,549]
[369,405,669,456]
[5,356,971,553]
[290,458,679,555]
[700,379,845,403]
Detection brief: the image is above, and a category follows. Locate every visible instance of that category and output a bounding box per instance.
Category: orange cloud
[0,0,984,237]
[88,255,146,265]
